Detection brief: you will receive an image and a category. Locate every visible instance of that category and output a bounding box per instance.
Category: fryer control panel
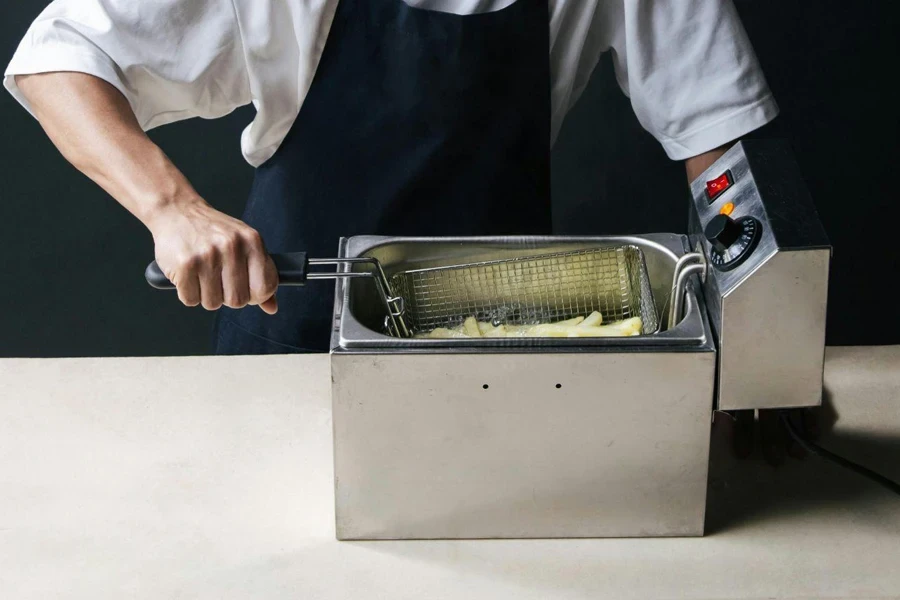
[687,139,831,412]
[689,149,773,280]
[688,139,831,313]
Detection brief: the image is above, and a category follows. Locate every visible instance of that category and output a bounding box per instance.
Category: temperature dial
[704,214,761,271]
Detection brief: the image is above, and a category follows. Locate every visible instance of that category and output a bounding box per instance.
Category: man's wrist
[685,143,733,183]
[139,190,207,234]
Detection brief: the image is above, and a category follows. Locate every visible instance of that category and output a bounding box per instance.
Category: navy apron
[214,0,551,354]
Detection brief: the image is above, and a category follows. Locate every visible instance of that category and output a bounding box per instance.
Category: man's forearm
[15,72,201,228]
[685,144,730,183]
[15,71,278,313]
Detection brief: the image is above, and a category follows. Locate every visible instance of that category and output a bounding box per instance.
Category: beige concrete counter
[1,347,898,599]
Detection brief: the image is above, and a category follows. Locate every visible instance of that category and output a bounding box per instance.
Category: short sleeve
[4,0,252,130]
[609,0,779,159]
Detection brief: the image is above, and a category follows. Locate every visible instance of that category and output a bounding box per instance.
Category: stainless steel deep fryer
[327,140,830,540]
[145,140,831,540]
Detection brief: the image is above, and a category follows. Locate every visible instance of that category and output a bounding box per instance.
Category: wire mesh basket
[388,245,659,336]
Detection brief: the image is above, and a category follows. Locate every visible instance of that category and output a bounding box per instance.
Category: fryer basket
[388,246,659,336]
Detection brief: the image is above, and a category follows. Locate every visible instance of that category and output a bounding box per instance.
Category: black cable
[780,412,900,496]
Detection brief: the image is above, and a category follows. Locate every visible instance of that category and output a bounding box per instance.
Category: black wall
[1,1,897,357]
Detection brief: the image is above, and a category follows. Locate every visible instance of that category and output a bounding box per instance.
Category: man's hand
[16,71,277,313]
[147,199,278,312]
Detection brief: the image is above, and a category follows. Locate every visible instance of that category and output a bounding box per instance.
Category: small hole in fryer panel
[556,383,562,389]
[482,384,489,390]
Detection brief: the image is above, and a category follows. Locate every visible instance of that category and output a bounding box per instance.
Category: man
[4,0,778,354]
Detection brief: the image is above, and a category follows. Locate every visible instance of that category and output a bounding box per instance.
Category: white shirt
[4,0,778,167]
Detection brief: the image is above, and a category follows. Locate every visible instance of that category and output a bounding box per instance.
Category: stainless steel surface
[307,257,410,338]
[669,263,706,331]
[717,249,830,410]
[329,234,716,540]
[331,350,716,540]
[389,246,659,336]
[689,151,779,295]
[688,140,831,411]
[327,139,829,540]
[668,252,706,329]
[333,234,709,349]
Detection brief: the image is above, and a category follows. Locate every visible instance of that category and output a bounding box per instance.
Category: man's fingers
[259,295,278,315]
[174,266,201,308]
[247,239,278,313]
[222,238,250,309]
[197,248,225,310]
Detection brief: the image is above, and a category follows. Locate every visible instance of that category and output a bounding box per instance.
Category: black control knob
[704,214,743,254]
[704,215,762,271]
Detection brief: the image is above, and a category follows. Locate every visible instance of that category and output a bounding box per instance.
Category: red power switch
[705,170,733,203]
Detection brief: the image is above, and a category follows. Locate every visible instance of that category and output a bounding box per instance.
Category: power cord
[780,411,900,496]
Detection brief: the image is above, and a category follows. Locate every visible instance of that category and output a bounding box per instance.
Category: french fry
[417,327,469,338]
[569,317,642,337]
[524,324,575,337]
[463,316,482,337]
[564,326,629,337]
[617,317,643,334]
[579,311,603,327]
[419,314,643,339]
[554,316,585,327]
[500,325,530,338]
[484,325,509,338]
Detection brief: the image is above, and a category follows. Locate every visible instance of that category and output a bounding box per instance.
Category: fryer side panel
[717,249,829,410]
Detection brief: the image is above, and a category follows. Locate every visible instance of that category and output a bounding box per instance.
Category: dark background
[1,1,897,357]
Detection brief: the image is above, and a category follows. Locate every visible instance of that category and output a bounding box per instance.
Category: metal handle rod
[307,272,371,279]
[668,261,706,329]
[306,257,410,338]
[667,252,705,328]
[671,252,704,284]
[663,253,701,330]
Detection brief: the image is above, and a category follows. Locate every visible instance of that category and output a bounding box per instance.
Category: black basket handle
[144,252,309,289]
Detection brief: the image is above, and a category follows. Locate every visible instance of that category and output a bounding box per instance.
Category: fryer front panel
[332,350,715,540]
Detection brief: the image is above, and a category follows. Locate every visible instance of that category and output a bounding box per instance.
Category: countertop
[1,347,899,599]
